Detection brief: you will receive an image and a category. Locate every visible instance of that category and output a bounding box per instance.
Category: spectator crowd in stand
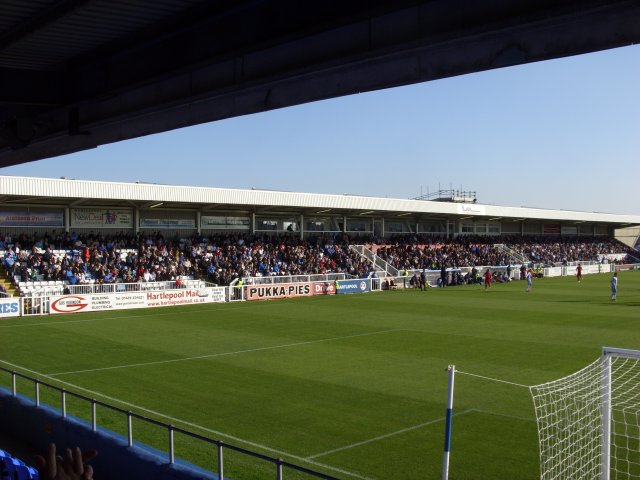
[0,231,637,291]
[190,233,374,285]
[506,236,634,265]
[370,234,638,271]
[0,231,375,288]
[371,235,510,271]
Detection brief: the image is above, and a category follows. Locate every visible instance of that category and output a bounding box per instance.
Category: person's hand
[35,443,98,480]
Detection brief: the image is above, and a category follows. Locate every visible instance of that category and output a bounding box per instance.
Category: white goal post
[530,347,640,480]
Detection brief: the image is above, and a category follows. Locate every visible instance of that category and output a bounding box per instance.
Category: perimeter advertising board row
[245,279,369,301]
[544,264,613,277]
[49,287,226,314]
[2,279,373,317]
[616,264,640,271]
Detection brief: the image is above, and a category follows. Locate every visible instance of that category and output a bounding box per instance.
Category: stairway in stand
[494,244,527,264]
[0,270,18,296]
[350,245,399,277]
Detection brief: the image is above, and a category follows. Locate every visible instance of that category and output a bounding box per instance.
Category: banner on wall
[0,299,20,317]
[617,264,640,271]
[598,254,627,262]
[201,215,250,229]
[49,287,226,314]
[0,211,63,227]
[246,282,314,301]
[71,208,133,228]
[335,279,370,294]
[313,282,336,295]
[140,218,195,228]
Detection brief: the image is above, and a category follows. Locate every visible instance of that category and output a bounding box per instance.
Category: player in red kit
[576,263,583,282]
[484,269,492,290]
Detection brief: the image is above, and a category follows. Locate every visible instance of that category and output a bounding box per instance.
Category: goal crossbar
[603,347,640,360]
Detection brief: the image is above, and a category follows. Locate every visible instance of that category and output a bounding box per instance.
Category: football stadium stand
[0,176,639,479]
[1,232,637,294]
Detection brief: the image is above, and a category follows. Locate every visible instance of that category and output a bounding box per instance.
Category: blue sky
[2,45,639,215]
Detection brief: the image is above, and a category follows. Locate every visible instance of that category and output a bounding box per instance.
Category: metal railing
[493,244,527,264]
[1,367,340,480]
[350,245,399,277]
[67,279,212,296]
[239,273,349,286]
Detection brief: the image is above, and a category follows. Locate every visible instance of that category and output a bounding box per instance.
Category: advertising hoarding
[49,287,226,314]
[0,299,20,317]
[140,218,195,228]
[335,279,370,294]
[245,282,314,301]
[71,208,133,228]
[0,211,63,227]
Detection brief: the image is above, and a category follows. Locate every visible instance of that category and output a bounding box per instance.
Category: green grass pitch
[1,271,639,479]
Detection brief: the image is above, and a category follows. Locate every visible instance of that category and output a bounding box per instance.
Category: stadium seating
[0,231,637,293]
[0,449,39,479]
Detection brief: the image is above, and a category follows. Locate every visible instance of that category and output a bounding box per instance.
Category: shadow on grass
[555,299,640,307]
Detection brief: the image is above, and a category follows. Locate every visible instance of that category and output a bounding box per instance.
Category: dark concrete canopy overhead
[0,0,638,166]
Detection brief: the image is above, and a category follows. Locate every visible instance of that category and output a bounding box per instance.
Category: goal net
[530,348,640,480]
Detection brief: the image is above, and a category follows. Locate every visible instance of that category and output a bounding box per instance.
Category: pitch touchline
[0,301,286,329]
[0,359,372,480]
[306,409,475,460]
[0,295,356,329]
[48,329,400,376]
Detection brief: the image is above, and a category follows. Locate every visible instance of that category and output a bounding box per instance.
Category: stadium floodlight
[530,347,640,480]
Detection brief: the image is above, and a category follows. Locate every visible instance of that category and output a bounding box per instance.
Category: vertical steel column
[168,426,175,464]
[299,214,304,241]
[127,412,133,447]
[276,458,283,480]
[61,389,66,418]
[11,371,16,396]
[217,442,224,480]
[91,400,97,432]
[35,380,40,406]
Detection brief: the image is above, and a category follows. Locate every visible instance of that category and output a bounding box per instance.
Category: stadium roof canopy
[1,175,639,227]
[1,0,639,167]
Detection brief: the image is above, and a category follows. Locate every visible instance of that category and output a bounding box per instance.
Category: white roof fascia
[0,175,638,225]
